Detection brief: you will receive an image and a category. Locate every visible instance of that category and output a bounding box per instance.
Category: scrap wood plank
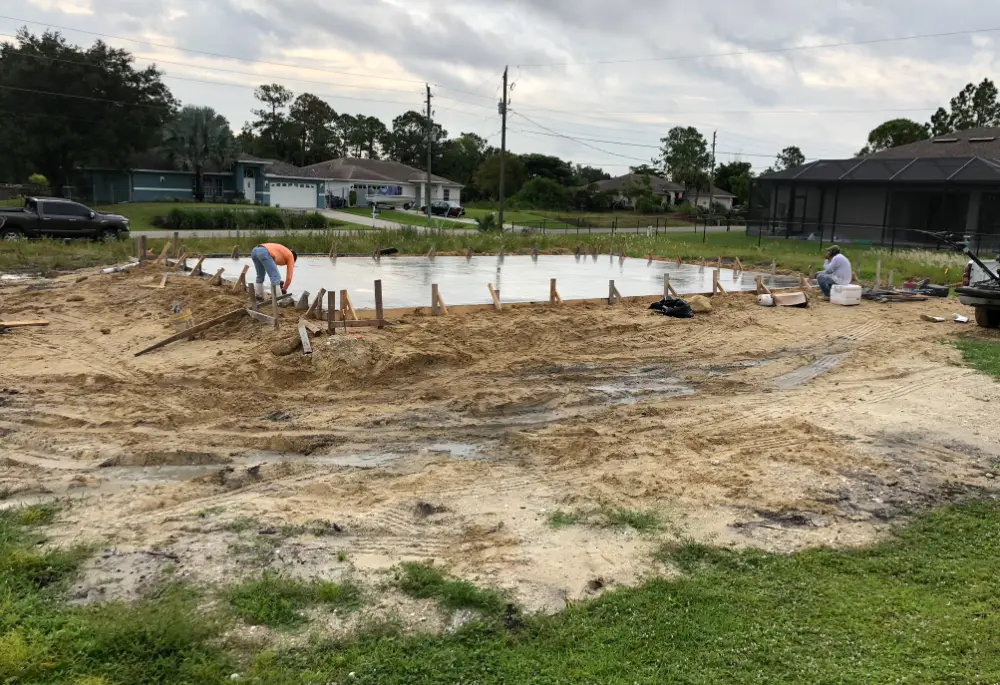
[134,308,246,357]
[756,275,772,295]
[139,274,169,289]
[435,287,449,316]
[298,320,313,355]
[488,283,502,311]
[208,267,225,286]
[339,319,392,329]
[735,257,745,272]
[301,319,325,335]
[0,319,49,328]
[246,309,276,325]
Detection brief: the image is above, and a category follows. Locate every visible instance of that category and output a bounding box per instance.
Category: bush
[348,190,357,207]
[27,173,48,185]
[158,208,328,231]
[514,177,572,210]
[475,213,501,233]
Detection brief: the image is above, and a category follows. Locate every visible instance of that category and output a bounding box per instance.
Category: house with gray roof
[591,173,736,210]
[755,127,1000,251]
[83,153,462,210]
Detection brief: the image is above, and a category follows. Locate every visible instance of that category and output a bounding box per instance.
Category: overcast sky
[6,0,1000,172]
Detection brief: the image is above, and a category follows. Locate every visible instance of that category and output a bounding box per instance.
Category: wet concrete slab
[199,255,803,310]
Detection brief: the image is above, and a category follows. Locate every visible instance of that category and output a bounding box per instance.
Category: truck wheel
[974,306,1000,328]
[2,229,23,241]
[99,229,119,242]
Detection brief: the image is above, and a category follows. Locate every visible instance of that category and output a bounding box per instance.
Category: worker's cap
[827,245,841,256]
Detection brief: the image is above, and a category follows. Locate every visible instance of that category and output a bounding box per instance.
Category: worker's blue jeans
[817,273,836,297]
[251,246,281,286]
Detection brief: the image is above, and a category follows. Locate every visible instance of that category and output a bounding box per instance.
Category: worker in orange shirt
[250,243,297,299]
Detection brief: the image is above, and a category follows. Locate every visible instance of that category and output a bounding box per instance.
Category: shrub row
[153,208,330,231]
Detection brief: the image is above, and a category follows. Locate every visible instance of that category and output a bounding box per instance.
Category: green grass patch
[4,500,1000,681]
[955,338,1000,380]
[224,516,260,533]
[546,505,663,532]
[227,572,363,628]
[395,562,508,615]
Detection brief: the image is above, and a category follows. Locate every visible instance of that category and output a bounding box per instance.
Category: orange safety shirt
[261,243,295,290]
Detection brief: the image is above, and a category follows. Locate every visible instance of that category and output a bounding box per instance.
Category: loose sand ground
[1,263,999,618]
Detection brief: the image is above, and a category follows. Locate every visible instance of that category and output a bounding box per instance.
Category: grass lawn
[954,338,1000,379]
[0,229,967,280]
[3,500,1000,684]
[340,207,469,229]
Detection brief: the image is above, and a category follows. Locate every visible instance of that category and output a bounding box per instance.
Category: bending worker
[250,242,297,299]
[817,245,852,299]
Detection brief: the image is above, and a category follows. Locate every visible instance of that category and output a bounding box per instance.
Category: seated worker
[250,242,296,298]
[817,245,852,298]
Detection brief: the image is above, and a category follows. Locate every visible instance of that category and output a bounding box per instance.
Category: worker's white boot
[254,283,264,300]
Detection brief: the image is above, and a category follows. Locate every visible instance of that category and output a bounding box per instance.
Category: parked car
[419,200,465,218]
[0,197,130,241]
[958,256,1000,327]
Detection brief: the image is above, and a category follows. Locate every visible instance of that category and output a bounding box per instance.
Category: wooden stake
[574,246,581,258]
[498,247,505,261]
[647,252,653,265]
[375,279,384,328]
[888,269,895,290]
[735,256,745,273]
[466,247,473,260]
[233,265,249,293]
[808,263,814,278]
[174,251,187,270]
[712,270,720,296]
[188,256,205,277]
[329,242,337,259]
[153,242,170,265]
[138,235,148,262]
[608,280,622,304]
[756,275,772,295]
[248,281,258,311]
[340,290,358,320]
[875,260,882,289]
[231,245,239,259]
[435,287,449,315]
[800,274,811,290]
[327,291,336,333]
[428,246,437,259]
[676,255,683,265]
[306,288,326,319]
[549,278,559,305]
[298,320,313,355]
[532,244,539,258]
[208,267,225,286]
[134,309,246,356]
[488,283,502,311]
[664,274,679,298]
[246,310,276,325]
[270,284,280,329]
[431,283,440,315]
[771,259,777,277]
[295,292,310,310]
[717,256,723,268]
[172,232,179,258]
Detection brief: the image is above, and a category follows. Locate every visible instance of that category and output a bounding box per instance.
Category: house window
[443,188,450,201]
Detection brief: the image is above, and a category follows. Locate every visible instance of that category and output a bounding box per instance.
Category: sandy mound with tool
[1,261,999,613]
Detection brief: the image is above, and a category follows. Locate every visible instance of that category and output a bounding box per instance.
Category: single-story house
[755,127,1000,252]
[83,153,462,210]
[590,173,736,210]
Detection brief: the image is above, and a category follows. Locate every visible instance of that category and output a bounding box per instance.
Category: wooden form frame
[233,265,249,293]
[488,283,502,311]
[340,289,358,320]
[664,274,679,299]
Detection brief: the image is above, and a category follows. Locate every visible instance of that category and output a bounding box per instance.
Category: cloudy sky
[5,0,1000,172]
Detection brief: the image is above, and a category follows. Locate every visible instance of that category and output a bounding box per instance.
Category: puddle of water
[425,442,492,460]
[586,365,696,405]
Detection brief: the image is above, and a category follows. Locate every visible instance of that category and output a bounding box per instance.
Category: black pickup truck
[0,197,130,241]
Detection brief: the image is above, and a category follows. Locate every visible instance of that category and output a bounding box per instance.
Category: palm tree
[163,106,235,201]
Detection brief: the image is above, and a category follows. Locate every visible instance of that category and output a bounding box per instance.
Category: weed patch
[546,504,663,532]
[394,562,508,615]
[955,338,1000,380]
[227,573,363,628]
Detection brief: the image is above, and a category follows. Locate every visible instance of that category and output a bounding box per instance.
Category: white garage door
[269,181,316,209]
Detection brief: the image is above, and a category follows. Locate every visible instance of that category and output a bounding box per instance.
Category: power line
[518,25,1000,67]
[511,111,651,164]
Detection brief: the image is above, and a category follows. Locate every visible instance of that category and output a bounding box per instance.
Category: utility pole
[426,84,433,225]
[707,130,717,215]
[498,66,509,231]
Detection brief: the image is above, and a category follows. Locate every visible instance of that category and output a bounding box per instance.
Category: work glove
[280,280,287,294]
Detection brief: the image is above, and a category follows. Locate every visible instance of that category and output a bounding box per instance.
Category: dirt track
[2,264,999,614]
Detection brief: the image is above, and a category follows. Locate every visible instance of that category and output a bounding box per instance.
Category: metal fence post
[890,227,896,255]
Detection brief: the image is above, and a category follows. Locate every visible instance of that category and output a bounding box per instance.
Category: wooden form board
[246,309,276,325]
[431,284,448,315]
[208,268,225,286]
[134,309,246,357]
[327,291,336,333]
[139,274,169,289]
[173,252,188,270]
[153,243,170,265]
[305,288,326,319]
[340,290,358,321]
[188,256,205,277]
[664,274,679,299]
